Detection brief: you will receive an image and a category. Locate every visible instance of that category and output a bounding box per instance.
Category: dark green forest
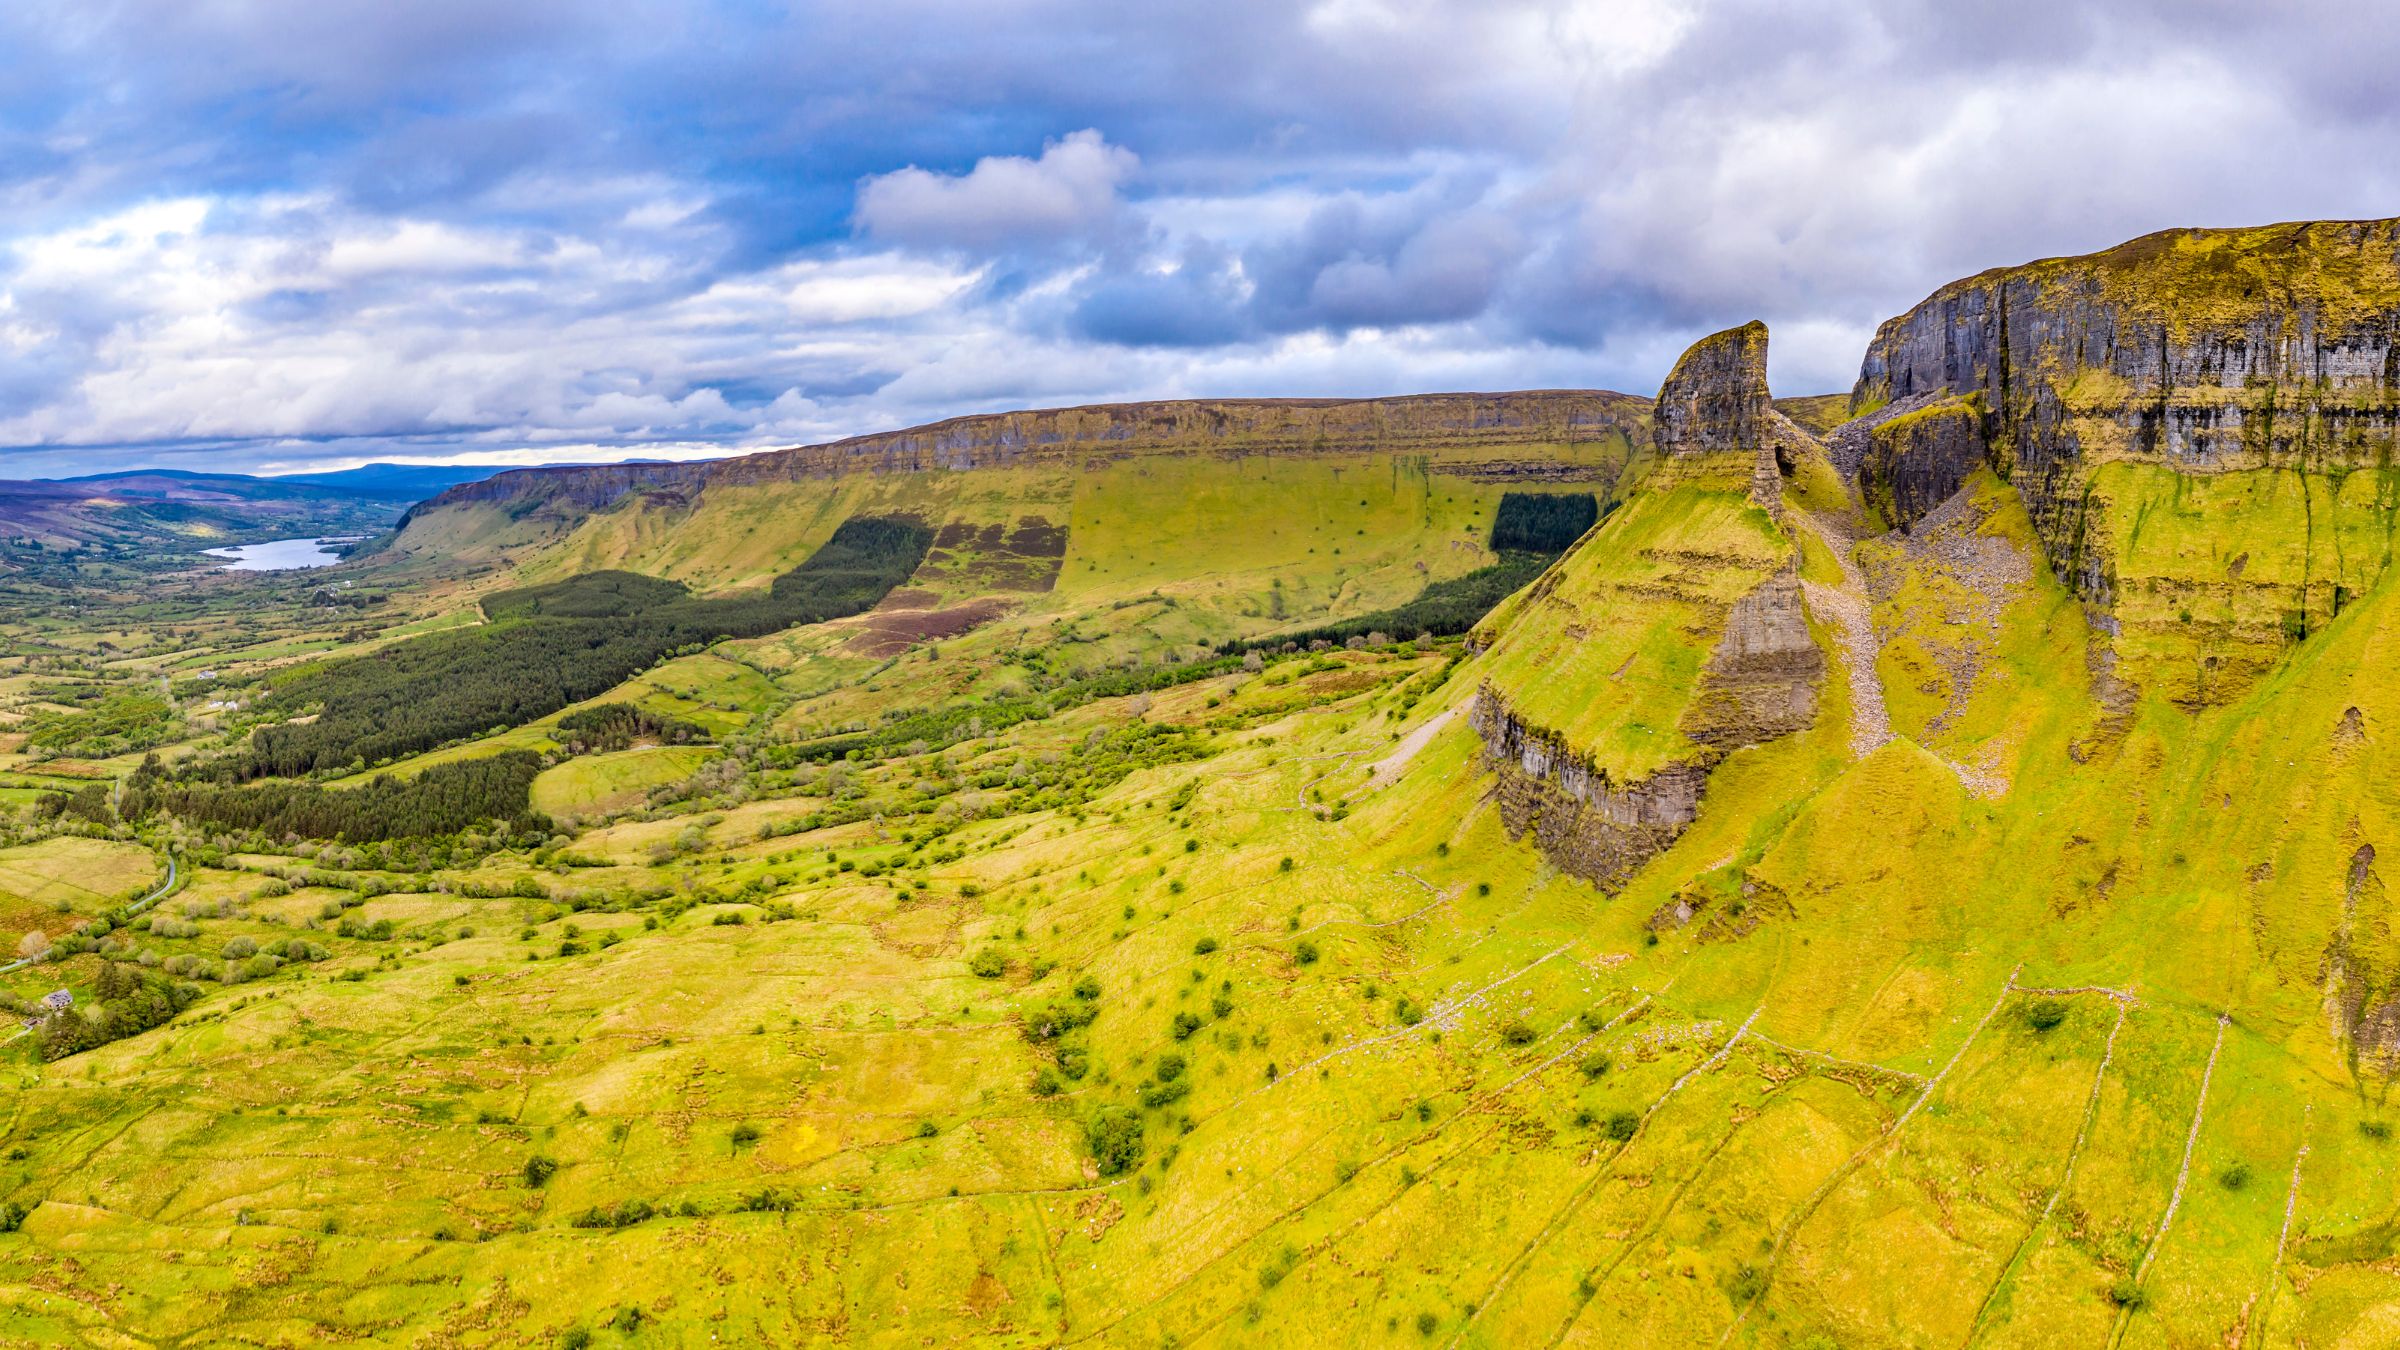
[555,703,710,751]
[228,517,931,778]
[128,752,549,842]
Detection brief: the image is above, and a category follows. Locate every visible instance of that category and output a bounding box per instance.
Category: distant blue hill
[60,460,672,503]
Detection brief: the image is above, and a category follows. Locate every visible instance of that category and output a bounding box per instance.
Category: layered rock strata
[1853,218,2400,602]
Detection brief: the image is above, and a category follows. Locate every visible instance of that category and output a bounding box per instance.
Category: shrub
[561,1330,592,1350]
[1416,1311,1439,1336]
[0,1201,25,1233]
[523,1155,558,1188]
[1257,1243,1300,1290]
[2024,999,2068,1032]
[1193,937,1218,955]
[1499,1018,1538,1046]
[968,948,1008,979]
[221,936,258,960]
[1086,1107,1144,1176]
[729,1123,761,1149]
[1171,1011,1203,1040]
[1072,975,1101,1001]
[916,1120,940,1139]
[1154,1052,1187,1082]
[570,1199,656,1230]
[2218,1161,2253,1190]
[2107,1279,2146,1309]
[1603,1111,1640,1143]
[1139,1078,1190,1109]
[1294,941,1319,966]
[1579,1052,1612,1079]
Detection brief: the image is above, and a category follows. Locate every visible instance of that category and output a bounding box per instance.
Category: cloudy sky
[0,1,2394,477]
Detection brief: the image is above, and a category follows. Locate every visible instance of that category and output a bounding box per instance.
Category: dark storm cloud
[0,0,2395,474]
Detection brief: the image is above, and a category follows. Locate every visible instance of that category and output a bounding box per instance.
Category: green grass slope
[15,233,2400,1345]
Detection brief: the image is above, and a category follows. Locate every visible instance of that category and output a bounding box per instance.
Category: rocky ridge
[399,390,1653,532]
[1473,322,1823,889]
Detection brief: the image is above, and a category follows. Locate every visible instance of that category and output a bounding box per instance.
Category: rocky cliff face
[1655,321,1772,459]
[1680,566,1824,748]
[1471,687,1712,892]
[1859,395,1987,531]
[1654,320,1818,511]
[1854,219,2400,599]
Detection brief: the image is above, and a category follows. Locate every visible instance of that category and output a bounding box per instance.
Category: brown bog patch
[844,597,1014,657]
[919,515,1069,593]
[874,588,941,611]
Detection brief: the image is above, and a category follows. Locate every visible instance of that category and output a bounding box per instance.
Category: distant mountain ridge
[0,461,594,558]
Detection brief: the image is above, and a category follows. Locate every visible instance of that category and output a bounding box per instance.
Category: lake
[205,537,356,570]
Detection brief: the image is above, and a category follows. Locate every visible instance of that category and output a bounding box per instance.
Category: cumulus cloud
[1,0,2397,473]
[855,130,1138,253]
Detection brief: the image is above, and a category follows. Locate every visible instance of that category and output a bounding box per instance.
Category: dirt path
[1362,707,1457,792]
[1790,511,1893,759]
[1,853,179,979]
[1791,509,2012,796]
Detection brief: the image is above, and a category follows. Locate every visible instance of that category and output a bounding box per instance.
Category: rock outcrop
[1471,687,1712,892]
[1471,564,1821,890]
[1655,321,1773,460]
[1859,394,1988,531]
[1655,320,1817,510]
[1680,566,1824,749]
[1469,321,1823,891]
[1853,218,2400,598]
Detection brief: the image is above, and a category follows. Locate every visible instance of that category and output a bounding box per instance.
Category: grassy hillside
[10,227,2400,1346]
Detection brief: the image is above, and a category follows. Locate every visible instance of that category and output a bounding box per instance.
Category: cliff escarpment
[1853,218,2400,705]
[400,390,1651,529]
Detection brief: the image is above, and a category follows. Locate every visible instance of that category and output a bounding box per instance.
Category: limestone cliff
[1655,321,1772,460]
[1653,320,1815,510]
[1858,394,1987,531]
[1852,218,2400,705]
